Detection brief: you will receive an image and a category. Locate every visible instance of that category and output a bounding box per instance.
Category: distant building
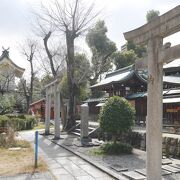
[0,48,25,93]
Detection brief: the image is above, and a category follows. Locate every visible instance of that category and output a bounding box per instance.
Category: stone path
[0,172,54,180]
[7,130,180,180]
[19,131,115,180]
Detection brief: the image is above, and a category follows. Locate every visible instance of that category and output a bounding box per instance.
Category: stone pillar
[45,90,51,135]
[146,37,163,180]
[54,85,60,139]
[80,103,91,145]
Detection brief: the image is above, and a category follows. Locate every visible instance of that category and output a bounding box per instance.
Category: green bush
[100,142,133,154]
[12,140,31,148]
[0,115,9,127]
[0,94,15,115]
[0,114,36,131]
[99,96,135,143]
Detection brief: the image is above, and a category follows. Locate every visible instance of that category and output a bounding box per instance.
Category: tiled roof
[91,65,147,89]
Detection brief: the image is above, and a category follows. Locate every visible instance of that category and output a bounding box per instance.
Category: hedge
[0,114,36,131]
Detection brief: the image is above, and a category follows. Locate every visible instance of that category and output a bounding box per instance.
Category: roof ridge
[0,53,25,71]
[106,65,134,78]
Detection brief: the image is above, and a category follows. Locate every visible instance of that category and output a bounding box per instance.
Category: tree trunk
[43,31,57,77]
[64,32,76,130]
[30,60,34,104]
[22,80,30,113]
[113,135,117,144]
[26,96,30,113]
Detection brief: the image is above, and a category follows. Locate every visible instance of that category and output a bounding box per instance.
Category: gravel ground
[77,146,146,171]
[42,130,180,179]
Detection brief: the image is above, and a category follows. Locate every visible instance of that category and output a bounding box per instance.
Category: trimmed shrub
[99,96,135,143]
[0,115,9,127]
[100,142,133,154]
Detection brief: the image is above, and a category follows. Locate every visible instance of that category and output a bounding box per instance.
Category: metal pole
[35,131,38,168]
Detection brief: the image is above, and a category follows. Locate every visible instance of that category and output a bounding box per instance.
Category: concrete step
[70,121,98,137]
[74,129,81,133]
[71,132,81,136]
[74,127,96,132]
[122,171,146,180]
[88,127,95,131]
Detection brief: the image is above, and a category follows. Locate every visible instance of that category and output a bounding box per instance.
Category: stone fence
[122,132,180,158]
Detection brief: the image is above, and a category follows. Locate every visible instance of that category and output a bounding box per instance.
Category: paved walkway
[19,131,114,180]
[0,172,54,180]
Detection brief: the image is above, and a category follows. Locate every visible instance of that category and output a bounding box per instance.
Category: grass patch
[0,142,48,176]
[89,147,105,156]
[33,122,53,130]
[33,123,45,130]
[90,142,133,155]
[13,140,31,148]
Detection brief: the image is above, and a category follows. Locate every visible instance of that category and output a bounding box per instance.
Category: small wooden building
[29,98,54,121]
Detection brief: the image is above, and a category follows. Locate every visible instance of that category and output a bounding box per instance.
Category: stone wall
[99,131,180,158]
[121,132,146,150]
[123,132,180,158]
[162,137,180,158]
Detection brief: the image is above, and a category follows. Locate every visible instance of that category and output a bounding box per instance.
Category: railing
[135,116,180,134]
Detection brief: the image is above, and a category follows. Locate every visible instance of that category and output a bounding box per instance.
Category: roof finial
[2,47,10,57]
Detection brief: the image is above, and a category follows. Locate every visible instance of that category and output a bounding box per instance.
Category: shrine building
[89,60,180,132]
[0,48,25,93]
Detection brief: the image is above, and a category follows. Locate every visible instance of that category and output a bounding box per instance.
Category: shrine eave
[163,76,180,86]
[0,55,25,78]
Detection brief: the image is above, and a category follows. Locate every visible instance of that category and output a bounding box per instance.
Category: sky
[0,0,179,76]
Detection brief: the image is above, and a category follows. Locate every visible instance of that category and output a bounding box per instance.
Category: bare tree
[32,12,66,76]
[20,39,38,111]
[19,78,31,112]
[41,0,99,130]
[0,72,15,95]
[32,13,67,127]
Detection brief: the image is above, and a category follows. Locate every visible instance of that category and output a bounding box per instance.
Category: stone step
[169,164,180,169]
[162,159,172,165]
[74,128,81,133]
[110,164,128,172]
[71,131,81,136]
[88,127,95,130]
[72,127,95,133]
[122,171,146,180]
[162,165,180,173]
[70,121,97,137]
[135,168,171,176]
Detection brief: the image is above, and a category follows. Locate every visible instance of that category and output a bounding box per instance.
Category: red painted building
[29,98,54,121]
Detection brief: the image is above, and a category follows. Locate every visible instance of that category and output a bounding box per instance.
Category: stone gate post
[80,103,91,145]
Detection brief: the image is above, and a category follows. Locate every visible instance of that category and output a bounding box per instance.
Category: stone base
[44,130,50,136]
[80,137,92,146]
[53,136,60,140]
